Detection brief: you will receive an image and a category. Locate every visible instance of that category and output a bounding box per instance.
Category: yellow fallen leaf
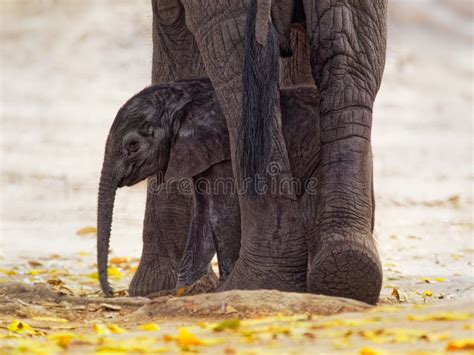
[213,319,240,332]
[108,267,122,279]
[107,323,126,334]
[93,324,111,336]
[85,267,122,281]
[419,277,446,283]
[8,320,37,335]
[408,312,471,321]
[359,347,381,355]
[76,226,97,236]
[0,268,17,276]
[139,323,160,332]
[175,287,186,297]
[446,338,474,351]
[48,333,74,349]
[423,290,433,297]
[162,334,174,342]
[110,257,129,264]
[32,317,68,323]
[177,327,203,348]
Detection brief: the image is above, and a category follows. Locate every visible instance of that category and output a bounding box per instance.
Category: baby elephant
[97,78,320,296]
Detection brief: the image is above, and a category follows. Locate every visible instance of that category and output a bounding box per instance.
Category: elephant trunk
[97,159,117,296]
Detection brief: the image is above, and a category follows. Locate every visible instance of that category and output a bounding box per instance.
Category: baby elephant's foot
[129,256,178,297]
[307,233,383,305]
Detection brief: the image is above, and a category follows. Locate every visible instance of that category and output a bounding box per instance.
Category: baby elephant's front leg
[176,161,241,288]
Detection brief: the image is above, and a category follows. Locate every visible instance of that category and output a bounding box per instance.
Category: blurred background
[1,1,473,298]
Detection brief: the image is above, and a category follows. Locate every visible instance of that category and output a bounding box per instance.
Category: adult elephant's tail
[238,0,279,195]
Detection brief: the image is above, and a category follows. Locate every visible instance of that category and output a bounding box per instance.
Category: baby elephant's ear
[165,103,230,180]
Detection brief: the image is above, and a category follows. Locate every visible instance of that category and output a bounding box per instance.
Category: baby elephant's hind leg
[204,162,240,281]
[176,161,241,288]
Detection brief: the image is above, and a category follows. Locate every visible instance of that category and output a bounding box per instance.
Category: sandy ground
[0,0,473,353]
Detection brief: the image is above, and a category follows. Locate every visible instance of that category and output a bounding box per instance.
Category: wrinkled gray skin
[97,78,320,295]
[115,0,386,304]
[97,79,231,296]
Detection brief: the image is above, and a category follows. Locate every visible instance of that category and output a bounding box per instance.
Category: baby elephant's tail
[238,0,279,196]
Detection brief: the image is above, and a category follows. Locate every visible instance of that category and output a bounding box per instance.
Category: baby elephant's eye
[127,140,140,153]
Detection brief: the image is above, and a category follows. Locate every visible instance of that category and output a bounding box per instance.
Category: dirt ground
[1,0,473,353]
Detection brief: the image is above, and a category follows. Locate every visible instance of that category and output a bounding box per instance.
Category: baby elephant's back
[280,86,320,195]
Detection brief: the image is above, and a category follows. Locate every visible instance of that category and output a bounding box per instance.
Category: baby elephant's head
[108,87,190,188]
[97,83,193,296]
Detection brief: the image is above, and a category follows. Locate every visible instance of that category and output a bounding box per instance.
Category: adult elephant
[107,0,387,304]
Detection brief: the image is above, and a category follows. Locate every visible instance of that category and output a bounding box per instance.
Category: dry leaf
[359,347,381,355]
[93,324,111,336]
[48,333,74,349]
[138,323,160,332]
[47,278,64,286]
[27,260,43,268]
[107,323,126,334]
[390,287,407,302]
[110,257,129,264]
[85,267,122,281]
[446,338,474,351]
[76,226,97,236]
[100,303,122,311]
[213,319,240,332]
[7,320,38,335]
[175,287,186,297]
[408,312,471,321]
[177,327,203,348]
[225,305,238,314]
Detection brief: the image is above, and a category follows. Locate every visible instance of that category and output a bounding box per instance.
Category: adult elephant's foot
[305,132,383,305]
[129,255,178,297]
[307,233,382,305]
[218,197,308,293]
[218,257,307,292]
[146,269,219,298]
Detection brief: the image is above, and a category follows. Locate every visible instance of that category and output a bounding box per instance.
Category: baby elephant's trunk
[97,159,117,296]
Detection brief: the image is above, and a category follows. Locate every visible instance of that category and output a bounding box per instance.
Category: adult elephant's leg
[304,0,387,304]
[151,0,206,82]
[130,0,207,295]
[182,0,307,291]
